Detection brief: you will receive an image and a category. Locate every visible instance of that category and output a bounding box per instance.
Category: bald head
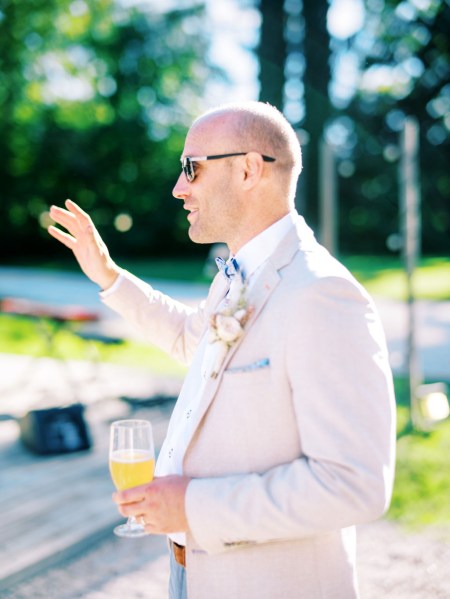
[193,101,302,199]
[173,102,302,252]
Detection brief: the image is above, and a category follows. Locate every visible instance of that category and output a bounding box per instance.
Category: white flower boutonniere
[209,276,253,378]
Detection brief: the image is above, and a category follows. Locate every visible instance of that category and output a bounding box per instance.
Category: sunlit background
[0,0,448,261]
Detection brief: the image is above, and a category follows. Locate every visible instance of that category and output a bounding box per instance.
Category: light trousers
[169,548,187,599]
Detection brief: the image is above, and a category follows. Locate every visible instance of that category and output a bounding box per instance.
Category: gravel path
[358,520,450,598]
[3,520,449,598]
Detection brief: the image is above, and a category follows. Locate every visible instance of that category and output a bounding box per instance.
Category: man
[48,101,396,599]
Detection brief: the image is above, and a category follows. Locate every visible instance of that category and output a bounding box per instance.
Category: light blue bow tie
[215,256,240,280]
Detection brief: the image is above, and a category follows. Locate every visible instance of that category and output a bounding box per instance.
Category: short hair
[195,101,303,183]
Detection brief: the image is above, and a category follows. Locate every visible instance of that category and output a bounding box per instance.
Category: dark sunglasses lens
[182,158,194,182]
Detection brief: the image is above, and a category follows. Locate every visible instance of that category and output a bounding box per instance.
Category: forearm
[185,453,390,554]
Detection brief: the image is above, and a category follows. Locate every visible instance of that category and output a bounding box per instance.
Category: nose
[172,171,191,200]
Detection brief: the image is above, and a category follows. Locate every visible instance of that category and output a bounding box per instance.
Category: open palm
[48,199,120,290]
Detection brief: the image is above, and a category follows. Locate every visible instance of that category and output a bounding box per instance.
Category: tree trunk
[257,0,286,110]
[302,0,332,228]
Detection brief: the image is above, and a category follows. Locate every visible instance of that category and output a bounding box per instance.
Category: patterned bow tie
[215,256,240,280]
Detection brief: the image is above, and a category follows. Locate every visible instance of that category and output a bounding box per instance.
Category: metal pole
[399,117,422,428]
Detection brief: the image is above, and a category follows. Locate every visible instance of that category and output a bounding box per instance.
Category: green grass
[387,378,450,531]
[341,255,450,301]
[390,420,450,530]
[0,314,186,378]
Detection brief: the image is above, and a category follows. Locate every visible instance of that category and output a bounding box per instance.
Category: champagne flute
[109,419,155,538]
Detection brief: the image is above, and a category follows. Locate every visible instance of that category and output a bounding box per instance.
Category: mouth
[184,205,198,222]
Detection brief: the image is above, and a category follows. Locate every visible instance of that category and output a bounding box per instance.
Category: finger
[65,199,92,223]
[118,502,144,518]
[49,205,74,221]
[49,206,79,233]
[112,491,145,506]
[50,204,98,242]
[112,484,149,506]
[48,225,77,250]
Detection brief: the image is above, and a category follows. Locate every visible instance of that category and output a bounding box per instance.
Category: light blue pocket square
[227,358,270,373]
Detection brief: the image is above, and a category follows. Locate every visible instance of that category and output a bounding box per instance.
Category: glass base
[113,519,147,538]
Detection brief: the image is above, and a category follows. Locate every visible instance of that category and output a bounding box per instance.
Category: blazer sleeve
[100,270,208,365]
[185,276,397,553]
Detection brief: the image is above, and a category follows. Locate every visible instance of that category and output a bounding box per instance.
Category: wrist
[99,264,121,291]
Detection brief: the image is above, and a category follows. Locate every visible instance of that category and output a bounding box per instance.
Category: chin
[187,227,205,244]
[188,226,218,246]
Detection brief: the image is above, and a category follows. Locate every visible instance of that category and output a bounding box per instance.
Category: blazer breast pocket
[223,358,272,390]
[226,358,270,374]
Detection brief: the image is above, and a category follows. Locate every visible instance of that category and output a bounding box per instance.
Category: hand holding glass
[109,419,155,538]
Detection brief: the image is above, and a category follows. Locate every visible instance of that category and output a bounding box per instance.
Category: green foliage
[257,0,449,253]
[0,0,211,259]
[340,0,450,255]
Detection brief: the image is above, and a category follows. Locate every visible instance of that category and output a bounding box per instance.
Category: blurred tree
[257,0,332,229]
[302,0,332,229]
[0,0,211,260]
[340,0,450,254]
[257,0,286,109]
[255,0,449,254]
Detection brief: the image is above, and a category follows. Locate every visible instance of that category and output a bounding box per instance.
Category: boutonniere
[209,275,253,378]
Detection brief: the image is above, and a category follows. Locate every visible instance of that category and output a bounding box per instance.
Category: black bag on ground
[19,404,91,454]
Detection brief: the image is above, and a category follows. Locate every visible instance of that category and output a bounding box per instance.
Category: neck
[228,208,291,254]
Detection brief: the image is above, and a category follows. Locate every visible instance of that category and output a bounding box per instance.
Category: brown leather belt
[170,540,186,568]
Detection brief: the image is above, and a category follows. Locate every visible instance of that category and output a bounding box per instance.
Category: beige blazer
[103,215,396,599]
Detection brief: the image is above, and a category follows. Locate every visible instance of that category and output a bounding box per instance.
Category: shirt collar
[232,211,297,280]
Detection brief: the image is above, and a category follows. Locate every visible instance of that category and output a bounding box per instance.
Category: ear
[241,152,265,190]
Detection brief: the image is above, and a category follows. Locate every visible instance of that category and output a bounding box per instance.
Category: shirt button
[186,409,192,419]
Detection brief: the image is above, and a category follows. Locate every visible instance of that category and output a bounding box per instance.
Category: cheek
[200,173,241,229]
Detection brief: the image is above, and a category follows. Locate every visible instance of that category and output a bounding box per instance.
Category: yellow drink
[110,449,155,491]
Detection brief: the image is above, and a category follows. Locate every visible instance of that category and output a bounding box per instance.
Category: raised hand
[48,199,120,290]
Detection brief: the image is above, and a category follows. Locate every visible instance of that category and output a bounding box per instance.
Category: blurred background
[0,0,449,597]
[0,0,448,260]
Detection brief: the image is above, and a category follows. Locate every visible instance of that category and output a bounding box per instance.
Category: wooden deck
[0,371,178,591]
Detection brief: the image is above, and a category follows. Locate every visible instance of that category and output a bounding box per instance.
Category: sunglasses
[180,152,276,182]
